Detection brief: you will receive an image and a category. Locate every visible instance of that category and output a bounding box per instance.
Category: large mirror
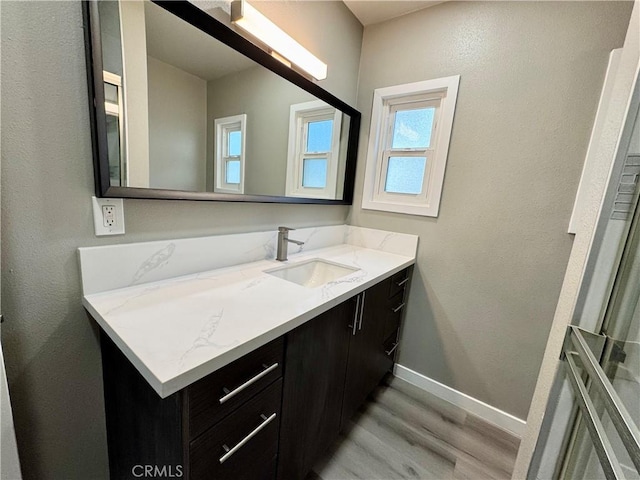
[84,0,360,203]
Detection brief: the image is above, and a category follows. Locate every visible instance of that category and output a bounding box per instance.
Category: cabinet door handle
[358,291,366,330]
[219,363,279,404]
[219,412,277,464]
[385,343,399,356]
[396,278,409,287]
[349,294,360,335]
[391,302,406,313]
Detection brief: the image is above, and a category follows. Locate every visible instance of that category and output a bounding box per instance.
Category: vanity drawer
[383,301,404,341]
[383,332,400,360]
[388,268,410,298]
[187,337,284,440]
[189,379,282,480]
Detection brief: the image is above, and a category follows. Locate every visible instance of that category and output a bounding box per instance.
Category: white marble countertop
[80,226,417,398]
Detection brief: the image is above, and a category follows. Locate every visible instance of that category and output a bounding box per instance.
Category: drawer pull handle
[219,363,279,404]
[358,291,366,330]
[391,303,406,313]
[385,343,399,356]
[350,294,360,335]
[396,278,409,287]
[219,412,277,464]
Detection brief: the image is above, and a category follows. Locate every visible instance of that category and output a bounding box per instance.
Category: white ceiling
[191,0,445,28]
[150,0,445,79]
[146,1,255,81]
[342,1,444,26]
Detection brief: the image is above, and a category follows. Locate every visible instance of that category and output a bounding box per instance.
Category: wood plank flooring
[306,376,520,480]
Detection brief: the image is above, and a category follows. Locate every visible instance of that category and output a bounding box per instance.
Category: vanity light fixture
[230,0,328,81]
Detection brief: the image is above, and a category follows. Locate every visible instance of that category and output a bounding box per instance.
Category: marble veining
[79,226,418,397]
[241,232,277,260]
[345,226,418,257]
[179,310,240,368]
[130,243,176,286]
[320,268,369,301]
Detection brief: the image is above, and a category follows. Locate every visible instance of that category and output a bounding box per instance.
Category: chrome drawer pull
[219,412,277,464]
[350,294,360,335]
[219,363,279,404]
[391,303,406,313]
[385,343,399,356]
[358,291,366,330]
[396,278,409,287]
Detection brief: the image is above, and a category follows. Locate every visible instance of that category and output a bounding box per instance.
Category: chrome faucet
[276,226,305,262]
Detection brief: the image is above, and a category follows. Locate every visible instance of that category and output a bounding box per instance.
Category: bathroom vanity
[80,0,418,477]
[79,225,417,479]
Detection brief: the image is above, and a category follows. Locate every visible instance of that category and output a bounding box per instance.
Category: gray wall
[349,1,633,420]
[147,55,207,192]
[207,66,316,196]
[0,2,361,479]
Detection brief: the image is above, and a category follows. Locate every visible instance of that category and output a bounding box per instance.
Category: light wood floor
[306,376,520,480]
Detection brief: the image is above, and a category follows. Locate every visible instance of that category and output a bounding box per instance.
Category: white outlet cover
[92,196,125,236]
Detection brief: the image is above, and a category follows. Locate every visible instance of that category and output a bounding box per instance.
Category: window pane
[306,120,333,153]
[302,158,328,188]
[226,160,241,184]
[104,83,119,104]
[391,108,435,149]
[228,131,242,156]
[106,114,121,187]
[385,156,426,194]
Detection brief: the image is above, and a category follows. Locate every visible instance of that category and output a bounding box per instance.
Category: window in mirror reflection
[214,114,246,194]
[103,71,126,187]
[307,120,333,153]
[302,158,328,188]
[286,101,341,199]
[225,130,242,184]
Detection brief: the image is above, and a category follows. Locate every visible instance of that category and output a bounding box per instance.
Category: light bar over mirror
[230,0,328,81]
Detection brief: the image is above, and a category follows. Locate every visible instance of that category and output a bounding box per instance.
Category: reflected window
[103,71,126,187]
[286,101,341,199]
[214,114,246,194]
[303,158,328,188]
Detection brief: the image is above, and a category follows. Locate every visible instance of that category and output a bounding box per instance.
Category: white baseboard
[393,364,527,438]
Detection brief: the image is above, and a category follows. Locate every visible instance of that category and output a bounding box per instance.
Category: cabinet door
[277,299,355,480]
[340,278,392,430]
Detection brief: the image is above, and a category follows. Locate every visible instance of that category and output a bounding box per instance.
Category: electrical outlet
[102,205,116,227]
[92,196,125,236]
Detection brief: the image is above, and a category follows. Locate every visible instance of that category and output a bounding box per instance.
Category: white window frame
[214,114,246,194]
[362,75,460,217]
[286,100,342,199]
[103,71,127,187]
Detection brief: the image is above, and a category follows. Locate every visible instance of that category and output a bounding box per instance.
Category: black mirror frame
[82,0,360,204]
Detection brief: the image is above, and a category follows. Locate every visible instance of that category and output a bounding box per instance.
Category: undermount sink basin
[265,259,359,288]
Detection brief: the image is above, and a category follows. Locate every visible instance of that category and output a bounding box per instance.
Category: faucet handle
[278,226,295,232]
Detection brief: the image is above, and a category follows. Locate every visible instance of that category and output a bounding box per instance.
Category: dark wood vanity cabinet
[100,267,411,480]
[340,277,398,430]
[101,334,285,480]
[278,266,412,480]
[277,299,355,480]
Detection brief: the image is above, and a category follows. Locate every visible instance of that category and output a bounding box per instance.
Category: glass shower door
[560,189,640,479]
